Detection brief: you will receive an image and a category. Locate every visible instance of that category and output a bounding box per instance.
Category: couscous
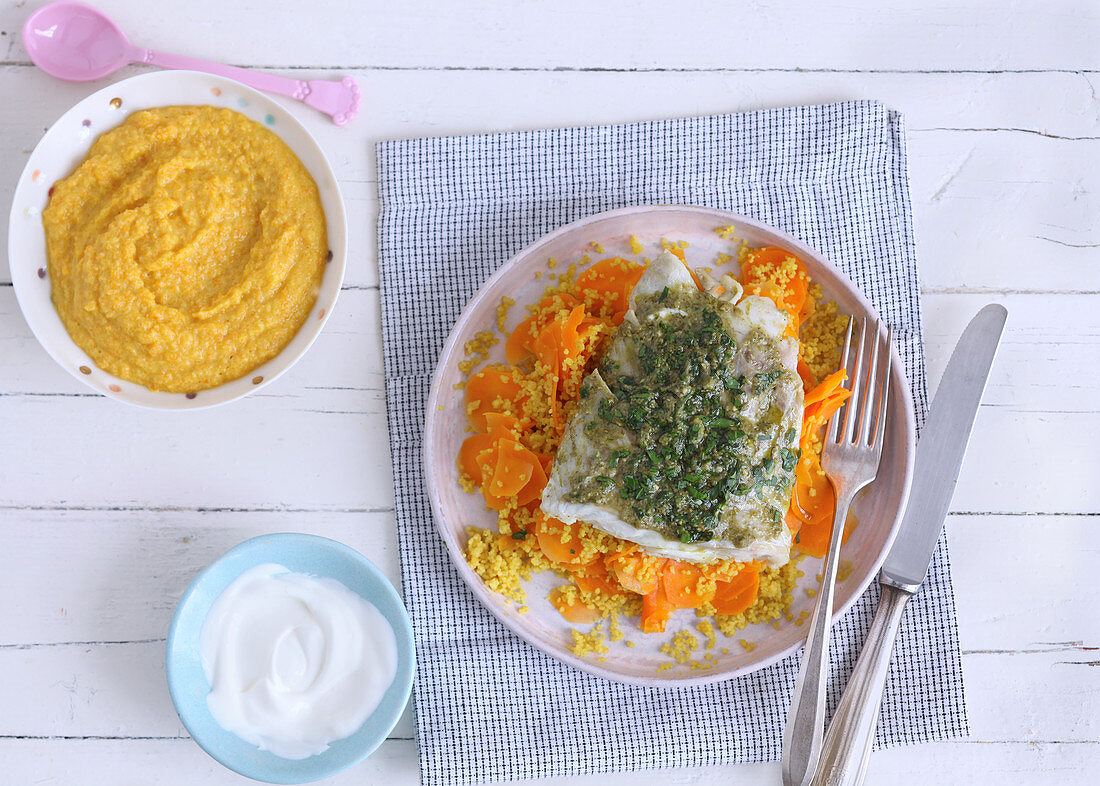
[458,230,850,663]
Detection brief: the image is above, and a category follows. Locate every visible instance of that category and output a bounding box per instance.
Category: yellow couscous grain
[660,629,700,665]
[496,296,515,331]
[697,620,717,650]
[570,623,609,657]
[455,239,849,665]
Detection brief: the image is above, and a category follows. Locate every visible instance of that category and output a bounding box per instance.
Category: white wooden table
[2,1,1097,783]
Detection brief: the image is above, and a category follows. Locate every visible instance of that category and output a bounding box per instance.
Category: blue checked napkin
[376,100,967,786]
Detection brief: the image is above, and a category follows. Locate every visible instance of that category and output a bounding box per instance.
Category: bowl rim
[165,533,415,783]
[7,70,348,410]
[423,204,916,687]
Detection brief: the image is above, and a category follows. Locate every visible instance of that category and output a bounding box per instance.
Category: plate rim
[7,69,349,410]
[423,204,916,687]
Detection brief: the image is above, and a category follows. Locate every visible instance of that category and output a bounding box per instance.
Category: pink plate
[423,206,915,686]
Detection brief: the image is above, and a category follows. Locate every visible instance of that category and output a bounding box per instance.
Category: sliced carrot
[605,549,662,595]
[505,315,539,364]
[740,246,810,337]
[533,514,597,567]
[572,561,621,596]
[534,318,562,381]
[550,587,603,624]
[711,564,761,616]
[466,366,526,431]
[535,452,553,475]
[789,371,855,556]
[804,369,848,408]
[504,293,580,364]
[497,529,530,551]
[515,452,548,506]
[482,411,523,442]
[458,433,498,482]
[489,438,536,498]
[574,257,645,315]
[558,305,587,364]
[662,561,715,609]
[640,581,674,633]
[797,358,817,391]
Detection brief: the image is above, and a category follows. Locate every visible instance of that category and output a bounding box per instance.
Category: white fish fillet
[541,250,803,566]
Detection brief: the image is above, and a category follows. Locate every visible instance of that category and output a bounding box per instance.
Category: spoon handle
[138,48,360,126]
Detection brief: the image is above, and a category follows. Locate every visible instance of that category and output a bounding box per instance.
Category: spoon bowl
[23,1,136,82]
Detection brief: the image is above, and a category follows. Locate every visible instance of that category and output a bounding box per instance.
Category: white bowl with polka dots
[8,70,347,409]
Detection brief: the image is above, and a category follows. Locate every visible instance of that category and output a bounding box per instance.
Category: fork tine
[827,316,855,445]
[874,325,893,450]
[842,317,868,445]
[859,320,882,446]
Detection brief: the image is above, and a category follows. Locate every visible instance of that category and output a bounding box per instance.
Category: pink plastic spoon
[22,1,360,125]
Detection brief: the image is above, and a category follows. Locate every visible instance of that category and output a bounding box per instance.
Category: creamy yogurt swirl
[200,563,397,759]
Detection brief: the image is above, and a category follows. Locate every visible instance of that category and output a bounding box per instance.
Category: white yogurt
[200,563,398,759]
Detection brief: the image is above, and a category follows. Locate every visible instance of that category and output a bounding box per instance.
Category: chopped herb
[566,283,796,544]
[511,531,527,540]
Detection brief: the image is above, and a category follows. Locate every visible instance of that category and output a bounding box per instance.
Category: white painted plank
[0,737,422,786]
[2,0,1099,72]
[0,1,1096,780]
[0,639,416,740]
[1,508,1092,652]
[921,294,1100,515]
[2,513,1096,747]
[2,68,1099,292]
[1,735,1099,785]
[0,288,392,511]
[6,620,1094,741]
[0,510,399,645]
[2,289,1094,514]
[0,280,384,396]
[950,516,1100,653]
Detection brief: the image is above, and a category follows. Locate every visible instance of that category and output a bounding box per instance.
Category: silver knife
[808,303,1008,786]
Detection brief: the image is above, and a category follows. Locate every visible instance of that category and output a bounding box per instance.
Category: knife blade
[880,303,1007,593]
[808,303,1008,786]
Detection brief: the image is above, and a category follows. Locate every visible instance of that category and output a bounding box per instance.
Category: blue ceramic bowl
[166,533,415,784]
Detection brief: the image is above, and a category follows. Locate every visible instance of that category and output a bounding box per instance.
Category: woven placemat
[377,100,967,786]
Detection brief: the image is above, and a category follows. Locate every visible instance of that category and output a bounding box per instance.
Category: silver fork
[781,317,893,786]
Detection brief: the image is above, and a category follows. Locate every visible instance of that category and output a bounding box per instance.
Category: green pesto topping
[565,285,798,546]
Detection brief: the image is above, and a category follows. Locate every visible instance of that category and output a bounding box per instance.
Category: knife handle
[809,581,912,786]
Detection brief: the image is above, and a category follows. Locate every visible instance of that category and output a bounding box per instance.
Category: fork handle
[809,582,913,786]
[782,483,861,786]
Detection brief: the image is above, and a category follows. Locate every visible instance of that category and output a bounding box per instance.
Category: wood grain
[2,0,1099,72]
[2,68,1098,293]
[0,0,1097,782]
